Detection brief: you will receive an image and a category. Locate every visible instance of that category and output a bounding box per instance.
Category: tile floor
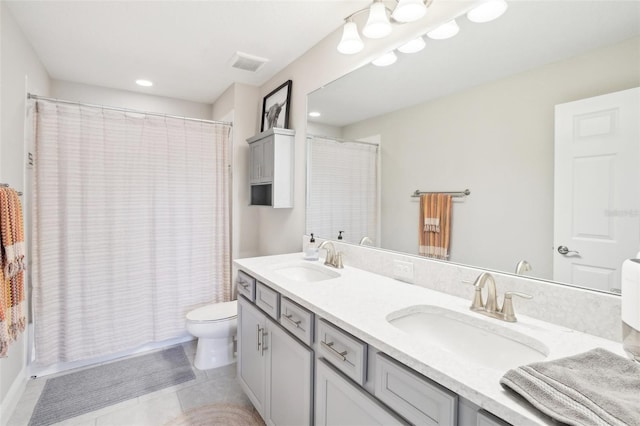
[7,341,253,426]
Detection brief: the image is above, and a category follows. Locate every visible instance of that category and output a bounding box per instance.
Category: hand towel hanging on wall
[0,187,26,357]
[419,194,452,260]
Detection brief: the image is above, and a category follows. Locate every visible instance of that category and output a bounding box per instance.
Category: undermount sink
[387,305,548,371]
[272,261,340,283]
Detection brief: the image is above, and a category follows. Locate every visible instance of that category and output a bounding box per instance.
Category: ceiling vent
[230,52,269,73]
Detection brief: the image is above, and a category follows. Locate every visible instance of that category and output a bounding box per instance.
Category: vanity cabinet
[238,294,313,426]
[247,127,294,208]
[236,268,514,426]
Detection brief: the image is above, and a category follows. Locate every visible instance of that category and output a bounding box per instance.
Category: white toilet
[186,300,238,370]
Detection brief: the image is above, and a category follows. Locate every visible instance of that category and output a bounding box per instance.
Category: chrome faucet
[319,241,344,269]
[469,272,532,322]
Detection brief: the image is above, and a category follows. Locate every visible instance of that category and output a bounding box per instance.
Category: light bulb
[135,79,153,87]
[467,0,508,23]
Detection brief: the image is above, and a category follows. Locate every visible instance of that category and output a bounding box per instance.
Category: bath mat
[165,403,265,426]
[29,345,195,426]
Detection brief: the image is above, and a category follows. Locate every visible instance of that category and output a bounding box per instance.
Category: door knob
[557,245,580,255]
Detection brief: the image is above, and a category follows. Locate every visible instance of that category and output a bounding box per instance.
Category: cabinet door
[316,360,407,426]
[249,142,264,184]
[266,323,313,426]
[238,296,267,415]
[261,137,274,182]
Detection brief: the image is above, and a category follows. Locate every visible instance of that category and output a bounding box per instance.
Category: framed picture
[261,80,292,132]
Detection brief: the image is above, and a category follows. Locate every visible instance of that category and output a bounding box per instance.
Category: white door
[554,87,640,292]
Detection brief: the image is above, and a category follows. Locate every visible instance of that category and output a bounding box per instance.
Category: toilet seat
[187,300,237,323]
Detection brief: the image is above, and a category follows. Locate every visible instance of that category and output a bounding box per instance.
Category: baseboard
[0,365,27,426]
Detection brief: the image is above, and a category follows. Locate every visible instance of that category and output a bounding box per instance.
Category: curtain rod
[307,134,380,147]
[1,183,23,196]
[27,93,232,127]
[411,189,470,198]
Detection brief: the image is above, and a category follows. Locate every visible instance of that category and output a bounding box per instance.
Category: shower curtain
[32,99,231,366]
[307,136,379,245]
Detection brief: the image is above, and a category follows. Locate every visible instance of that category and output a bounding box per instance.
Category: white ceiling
[6,0,370,104]
[308,0,640,127]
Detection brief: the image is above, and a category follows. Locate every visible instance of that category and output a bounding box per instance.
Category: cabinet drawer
[237,270,256,301]
[255,281,279,320]
[317,319,367,385]
[279,297,314,346]
[374,353,458,426]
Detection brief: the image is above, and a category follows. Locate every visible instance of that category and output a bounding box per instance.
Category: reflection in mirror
[306,135,380,245]
[306,1,640,294]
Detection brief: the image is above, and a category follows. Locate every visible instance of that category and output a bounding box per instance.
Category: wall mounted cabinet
[247,128,294,208]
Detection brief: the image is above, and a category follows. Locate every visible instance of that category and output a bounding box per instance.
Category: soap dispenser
[305,233,319,261]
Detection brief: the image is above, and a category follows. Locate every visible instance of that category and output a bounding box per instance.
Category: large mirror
[306,0,640,294]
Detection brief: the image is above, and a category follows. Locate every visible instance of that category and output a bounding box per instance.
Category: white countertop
[234,252,624,426]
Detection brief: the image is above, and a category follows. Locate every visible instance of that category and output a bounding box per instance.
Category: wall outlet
[393,260,414,283]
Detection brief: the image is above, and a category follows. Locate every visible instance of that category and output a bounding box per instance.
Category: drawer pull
[283,313,302,328]
[321,340,348,361]
[239,281,249,289]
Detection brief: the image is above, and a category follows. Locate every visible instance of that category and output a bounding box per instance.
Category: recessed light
[309,111,321,118]
[136,79,153,87]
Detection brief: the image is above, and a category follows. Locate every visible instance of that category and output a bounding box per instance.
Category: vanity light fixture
[308,111,321,118]
[467,0,509,23]
[372,51,398,67]
[135,79,153,87]
[337,0,431,54]
[397,36,426,54]
[426,19,460,40]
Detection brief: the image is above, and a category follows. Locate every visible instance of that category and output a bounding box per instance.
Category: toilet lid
[187,300,237,322]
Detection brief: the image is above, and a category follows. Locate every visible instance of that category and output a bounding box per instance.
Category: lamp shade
[337,21,364,54]
[467,0,508,23]
[372,51,397,67]
[362,1,392,39]
[392,0,427,23]
[397,36,426,54]
[427,19,460,40]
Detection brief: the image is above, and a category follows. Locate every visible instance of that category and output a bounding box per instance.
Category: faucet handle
[335,252,344,269]
[501,291,532,322]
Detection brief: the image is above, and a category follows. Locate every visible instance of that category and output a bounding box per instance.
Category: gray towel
[500,348,640,426]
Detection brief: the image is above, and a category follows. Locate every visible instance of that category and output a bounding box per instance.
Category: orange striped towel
[0,188,26,357]
[419,194,452,260]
